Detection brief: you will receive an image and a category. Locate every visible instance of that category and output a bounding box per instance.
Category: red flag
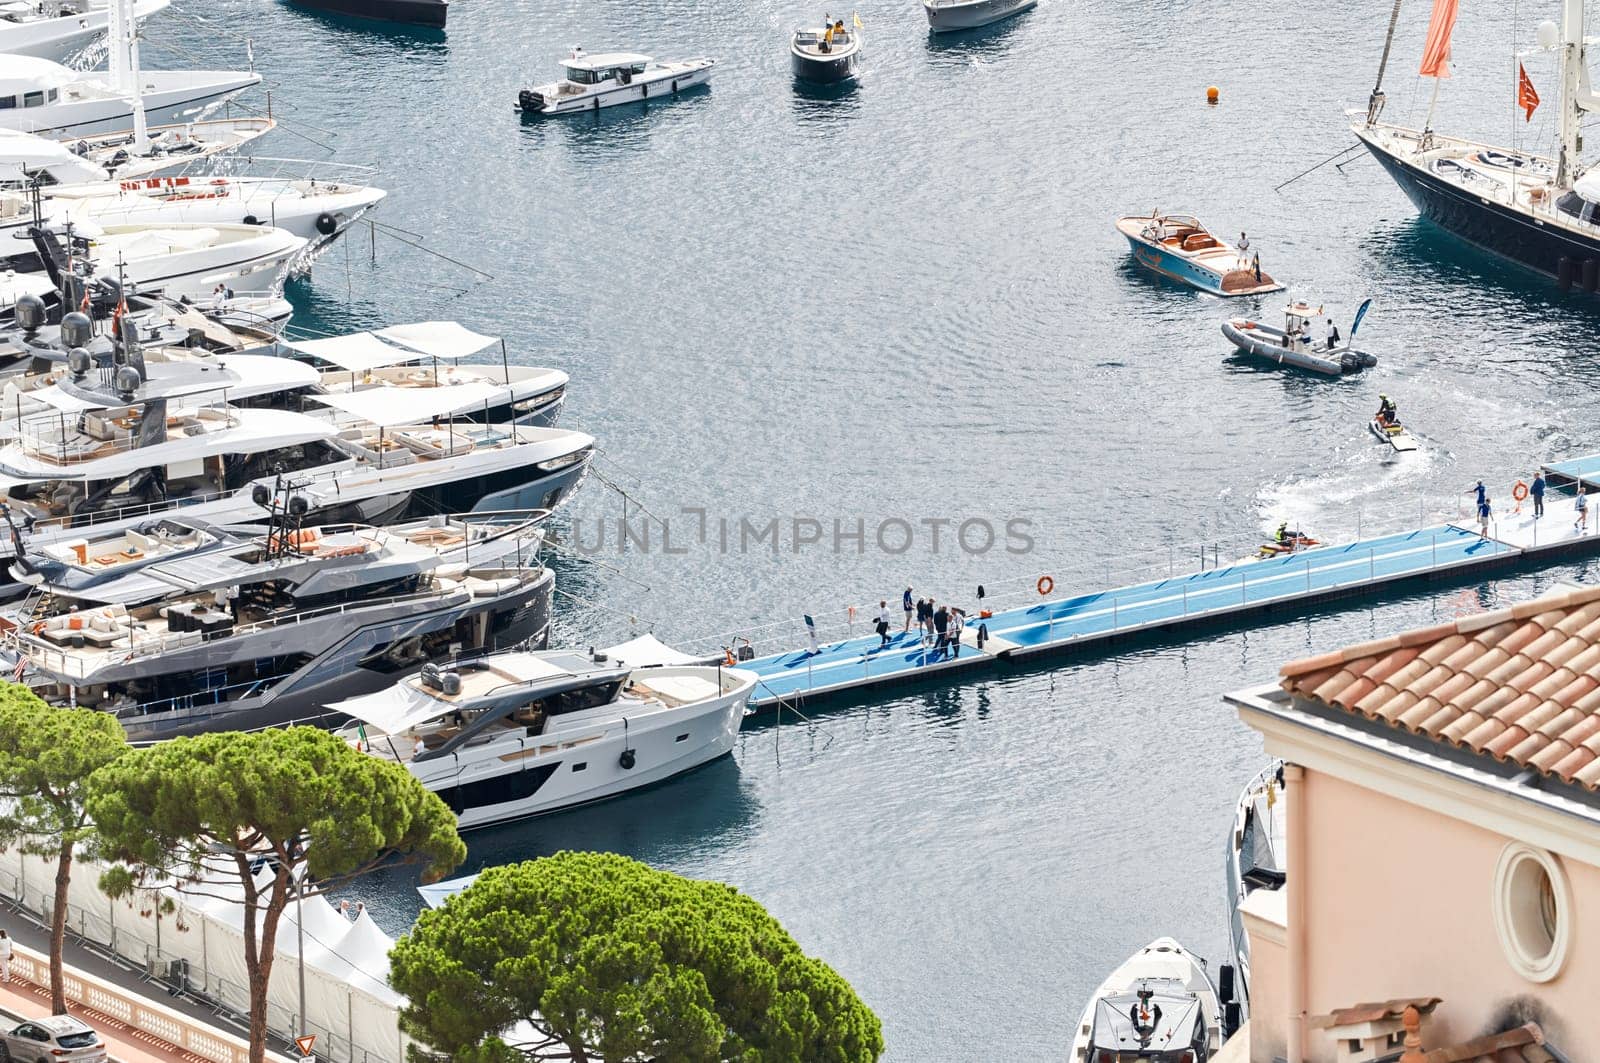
[1418,0,1459,78]
[77,288,89,313]
[1519,63,1540,121]
[111,295,126,336]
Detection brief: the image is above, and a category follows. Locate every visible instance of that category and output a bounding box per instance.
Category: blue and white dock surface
[738,457,1600,711]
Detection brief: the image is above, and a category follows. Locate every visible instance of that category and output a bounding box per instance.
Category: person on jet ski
[1275,520,1291,545]
[1376,394,1398,428]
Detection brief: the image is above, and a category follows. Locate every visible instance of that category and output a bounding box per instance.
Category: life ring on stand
[1037,576,1054,596]
[1512,480,1530,502]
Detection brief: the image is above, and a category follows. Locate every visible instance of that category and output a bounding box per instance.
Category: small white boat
[0,0,168,62]
[0,56,258,138]
[517,48,713,116]
[1223,763,1285,1028]
[923,0,1035,33]
[333,651,758,829]
[790,19,861,84]
[1116,212,1284,297]
[1070,938,1226,1063]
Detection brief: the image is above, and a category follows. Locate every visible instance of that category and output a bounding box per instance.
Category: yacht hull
[924,0,1035,32]
[434,684,747,830]
[518,62,713,115]
[1358,126,1600,284]
[0,72,260,138]
[99,569,554,740]
[790,46,859,84]
[0,0,171,61]
[285,0,446,27]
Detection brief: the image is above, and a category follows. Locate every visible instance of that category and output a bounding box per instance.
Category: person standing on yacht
[1237,232,1250,270]
[1532,472,1546,518]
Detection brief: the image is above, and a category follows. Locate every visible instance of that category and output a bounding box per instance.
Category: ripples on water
[161,0,1600,1056]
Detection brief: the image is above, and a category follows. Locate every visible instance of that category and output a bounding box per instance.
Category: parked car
[0,1016,107,1062]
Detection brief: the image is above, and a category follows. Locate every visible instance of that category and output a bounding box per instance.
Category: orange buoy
[1206,85,1220,104]
[1037,576,1054,596]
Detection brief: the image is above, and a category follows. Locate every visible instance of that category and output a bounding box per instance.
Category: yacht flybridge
[1356,0,1600,290]
[5,509,554,737]
[282,322,567,427]
[0,0,169,62]
[333,649,758,828]
[517,48,714,115]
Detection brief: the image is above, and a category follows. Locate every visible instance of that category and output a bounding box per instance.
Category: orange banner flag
[1519,63,1541,121]
[1418,0,1459,78]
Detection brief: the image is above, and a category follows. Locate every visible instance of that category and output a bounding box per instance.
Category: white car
[0,1016,107,1062]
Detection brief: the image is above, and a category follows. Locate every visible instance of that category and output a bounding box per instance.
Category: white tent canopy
[306,380,509,427]
[376,321,499,361]
[602,633,710,667]
[281,331,410,373]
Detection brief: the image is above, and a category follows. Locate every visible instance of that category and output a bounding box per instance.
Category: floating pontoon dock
[739,458,1600,711]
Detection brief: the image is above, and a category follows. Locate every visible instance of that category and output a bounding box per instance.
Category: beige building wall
[1269,769,1600,1061]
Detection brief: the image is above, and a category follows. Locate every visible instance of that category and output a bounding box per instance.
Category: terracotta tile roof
[1280,584,1600,791]
[1417,1022,1552,1063]
[1307,997,1441,1030]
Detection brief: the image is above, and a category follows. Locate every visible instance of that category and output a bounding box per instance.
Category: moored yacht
[283,322,565,427]
[0,56,259,138]
[1069,938,1226,1063]
[517,47,714,115]
[1355,0,1600,290]
[332,650,758,828]
[0,0,169,62]
[790,18,861,85]
[923,0,1035,33]
[5,510,553,737]
[1223,762,1284,1028]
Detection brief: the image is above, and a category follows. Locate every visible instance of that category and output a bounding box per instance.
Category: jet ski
[1370,417,1418,452]
[1257,530,1320,559]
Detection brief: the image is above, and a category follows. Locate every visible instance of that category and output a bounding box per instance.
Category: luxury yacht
[0,331,593,573]
[283,322,566,427]
[0,56,259,138]
[1223,762,1285,1027]
[0,0,168,62]
[333,650,758,828]
[5,510,553,737]
[922,0,1035,32]
[517,48,713,115]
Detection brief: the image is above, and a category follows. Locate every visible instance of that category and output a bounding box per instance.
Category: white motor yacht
[1223,762,1285,1028]
[923,0,1035,32]
[0,0,168,62]
[25,220,309,301]
[0,56,258,138]
[0,119,275,187]
[333,650,758,828]
[517,47,713,115]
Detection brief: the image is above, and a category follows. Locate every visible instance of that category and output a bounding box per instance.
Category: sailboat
[1355,0,1600,291]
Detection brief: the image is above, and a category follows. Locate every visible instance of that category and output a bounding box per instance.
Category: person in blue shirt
[1532,473,1546,519]
[1478,495,1493,539]
[1577,488,1589,534]
[902,587,914,633]
[1472,480,1487,509]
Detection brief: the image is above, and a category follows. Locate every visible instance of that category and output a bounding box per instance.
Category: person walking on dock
[0,929,12,984]
[918,598,935,645]
[875,600,891,648]
[902,587,914,633]
[1478,494,1493,539]
[950,608,965,658]
[932,604,950,658]
[1532,472,1546,518]
[1578,487,1590,533]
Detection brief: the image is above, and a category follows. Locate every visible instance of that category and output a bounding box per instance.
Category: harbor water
[161,0,1600,1056]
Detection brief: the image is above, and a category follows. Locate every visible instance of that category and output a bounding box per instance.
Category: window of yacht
[22,91,43,108]
[0,97,16,109]
[564,67,597,85]
[46,88,57,103]
[541,680,624,717]
[630,63,647,74]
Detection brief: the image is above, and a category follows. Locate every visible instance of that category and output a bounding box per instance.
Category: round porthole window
[1492,843,1571,983]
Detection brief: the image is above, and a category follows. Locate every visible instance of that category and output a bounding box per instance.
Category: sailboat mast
[1367,0,1405,124]
[1558,0,1586,187]
[126,0,148,155]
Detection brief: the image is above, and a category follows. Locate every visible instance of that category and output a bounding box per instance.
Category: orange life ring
[723,648,736,667]
[1037,576,1054,596]
[1513,480,1529,502]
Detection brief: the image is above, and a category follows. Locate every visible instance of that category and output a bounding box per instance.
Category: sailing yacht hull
[1358,127,1600,286]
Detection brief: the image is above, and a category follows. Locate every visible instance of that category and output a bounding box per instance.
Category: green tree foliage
[0,684,127,1014]
[390,852,884,1063]
[87,726,465,1063]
